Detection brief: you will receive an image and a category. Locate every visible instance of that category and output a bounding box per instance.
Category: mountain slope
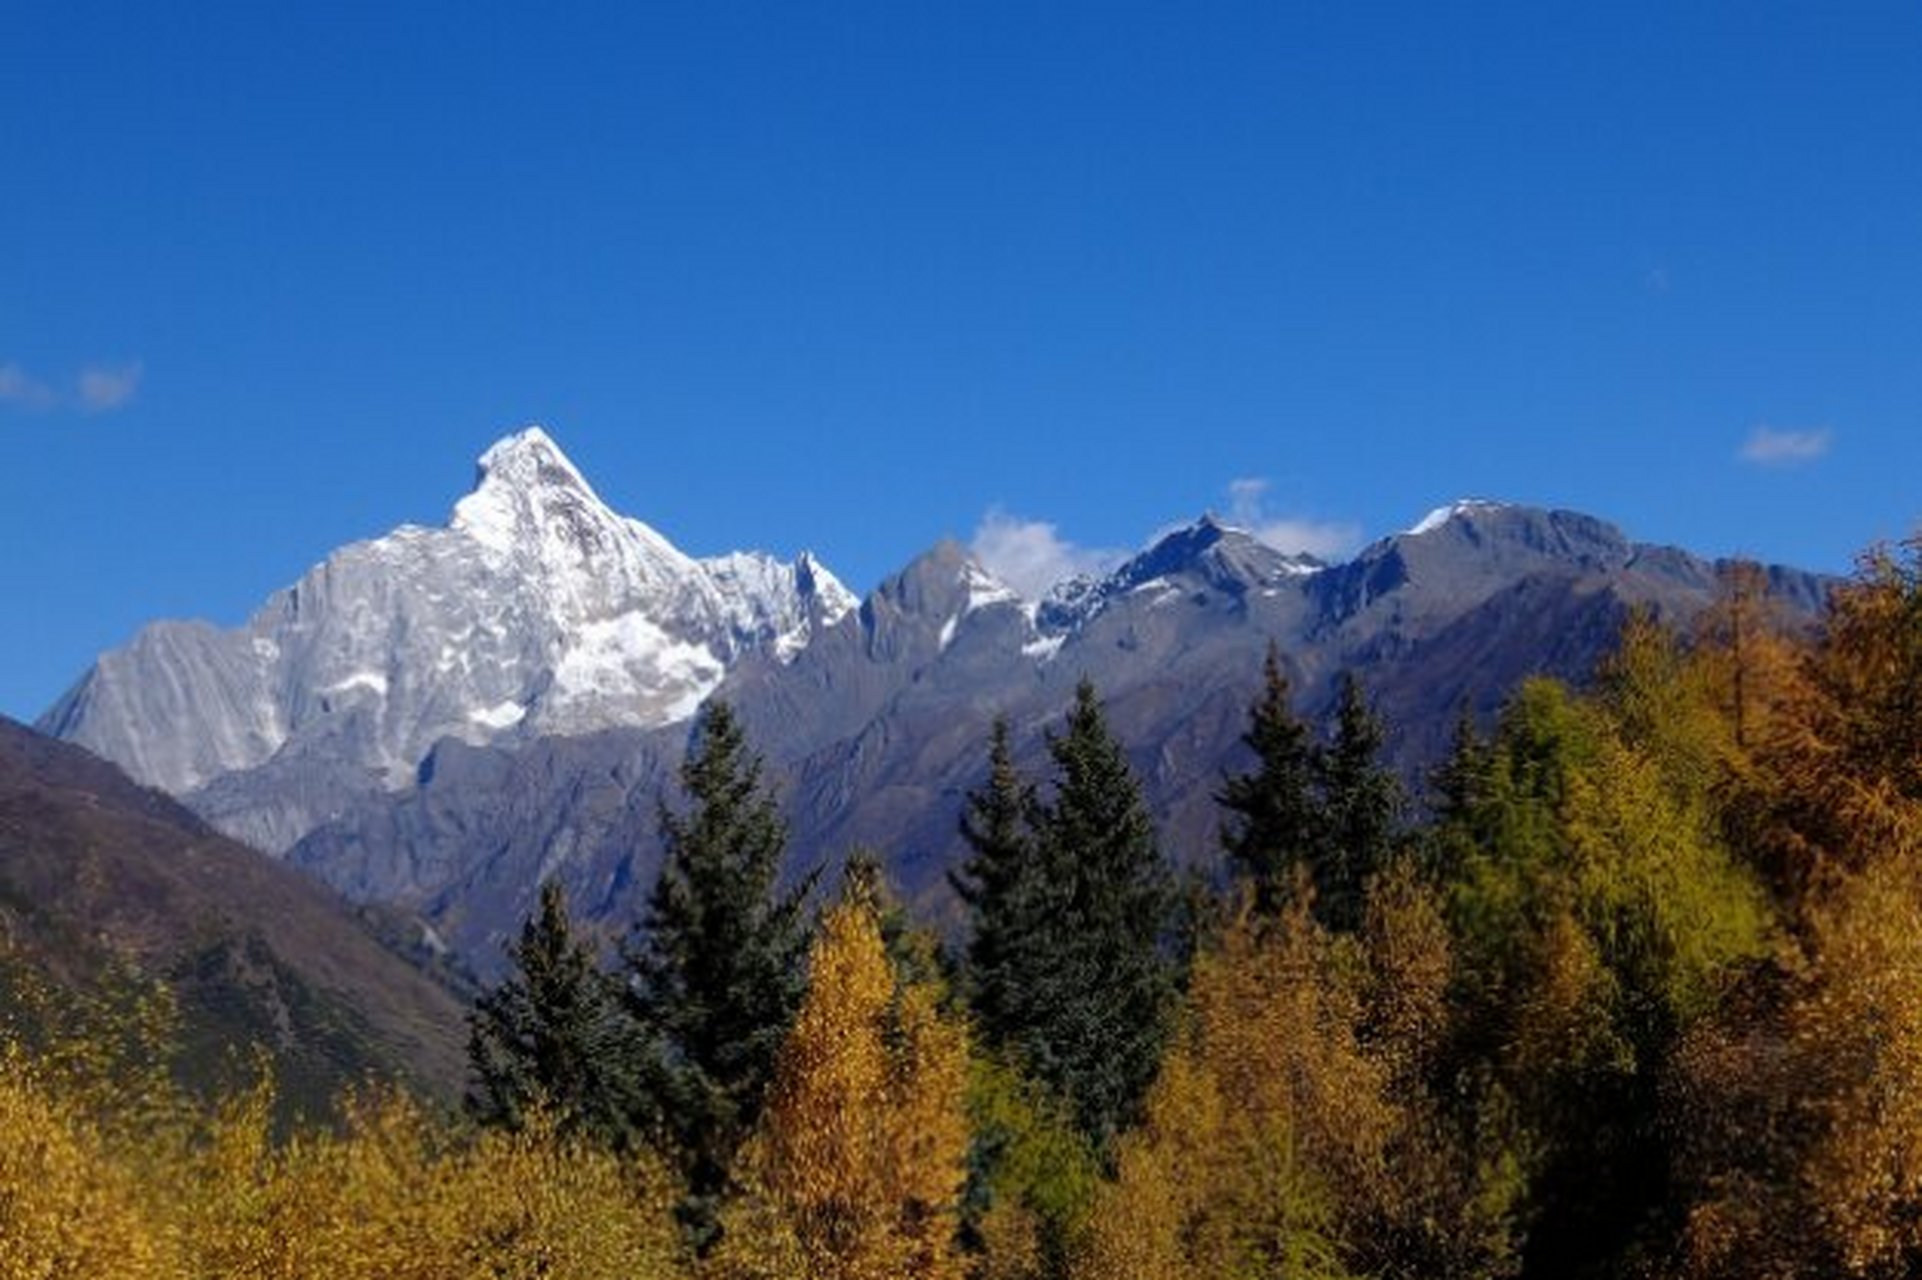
[0,717,468,1114]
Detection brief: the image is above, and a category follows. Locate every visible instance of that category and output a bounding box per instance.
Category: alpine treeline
[12,537,1922,1278]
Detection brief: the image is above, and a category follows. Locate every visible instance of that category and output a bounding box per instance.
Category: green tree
[1428,702,1490,834]
[1315,671,1403,932]
[1032,679,1179,1150]
[957,683,1178,1153]
[1440,667,1769,1280]
[952,718,1048,1062]
[624,699,815,1248]
[467,879,642,1150]
[1217,645,1323,916]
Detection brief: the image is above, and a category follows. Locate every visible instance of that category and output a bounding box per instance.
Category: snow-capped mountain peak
[41,427,853,842]
[450,426,700,605]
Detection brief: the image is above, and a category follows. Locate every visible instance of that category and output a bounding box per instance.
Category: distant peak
[1142,514,1231,560]
[1405,499,1510,537]
[793,551,858,619]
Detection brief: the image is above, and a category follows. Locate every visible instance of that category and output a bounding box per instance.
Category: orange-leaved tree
[710,875,971,1280]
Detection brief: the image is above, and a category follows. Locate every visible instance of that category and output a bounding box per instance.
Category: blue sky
[4,2,1919,718]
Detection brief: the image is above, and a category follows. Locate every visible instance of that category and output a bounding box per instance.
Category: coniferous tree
[956,685,1177,1152]
[1429,702,1489,830]
[466,878,641,1150]
[1218,645,1323,916]
[952,718,1047,1056]
[1316,671,1403,932]
[1034,679,1179,1150]
[624,698,815,1247]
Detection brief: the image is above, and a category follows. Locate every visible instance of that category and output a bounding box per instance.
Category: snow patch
[962,562,1020,611]
[468,700,526,730]
[550,612,724,721]
[1023,634,1065,662]
[325,671,388,698]
[1407,500,1508,537]
[1128,576,1186,604]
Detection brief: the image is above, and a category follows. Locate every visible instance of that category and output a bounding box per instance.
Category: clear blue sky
[4,2,1919,719]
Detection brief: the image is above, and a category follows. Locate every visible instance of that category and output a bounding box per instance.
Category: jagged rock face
[39,428,855,827]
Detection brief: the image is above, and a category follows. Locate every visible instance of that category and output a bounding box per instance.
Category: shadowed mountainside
[0,716,468,1115]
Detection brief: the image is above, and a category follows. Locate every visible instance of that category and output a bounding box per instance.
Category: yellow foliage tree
[1748,538,1922,904]
[1673,858,1922,1279]
[0,1051,177,1280]
[1074,901,1391,1280]
[710,889,971,1280]
[1672,538,1922,1278]
[167,1079,685,1280]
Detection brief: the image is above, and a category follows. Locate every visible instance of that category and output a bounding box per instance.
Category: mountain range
[39,429,1833,978]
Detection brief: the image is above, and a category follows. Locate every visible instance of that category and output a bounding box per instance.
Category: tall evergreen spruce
[465,878,641,1150]
[1035,679,1179,1149]
[952,717,1047,1053]
[1430,701,1488,827]
[1315,671,1403,931]
[1218,644,1323,915]
[624,699,815,1246]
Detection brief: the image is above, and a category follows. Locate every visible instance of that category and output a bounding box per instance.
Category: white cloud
[1739,425,1832,466]
[0,359,142,414]
[1224,477,1361,560]
[0,363,57,411]
[969,507,1124,599]
[76,361,142,412]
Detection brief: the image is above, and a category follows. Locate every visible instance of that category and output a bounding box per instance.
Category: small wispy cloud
[76,361,142,412]
[0,363,59,411]
[969,507,1124,598]
[1739,425,1832,467]
[1224,477,1362,560]
[0,359,143,414]
[1642,266,1671,295]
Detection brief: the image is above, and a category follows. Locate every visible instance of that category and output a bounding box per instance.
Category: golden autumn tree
[1742,537,1922,906]
[1074,897,1396,1280]
[0,1050,178,1280]
[710,879,972,1280]
[1670,537,1922,1279]
[167,1079,686,1280]
[1669,853,1922,1280]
